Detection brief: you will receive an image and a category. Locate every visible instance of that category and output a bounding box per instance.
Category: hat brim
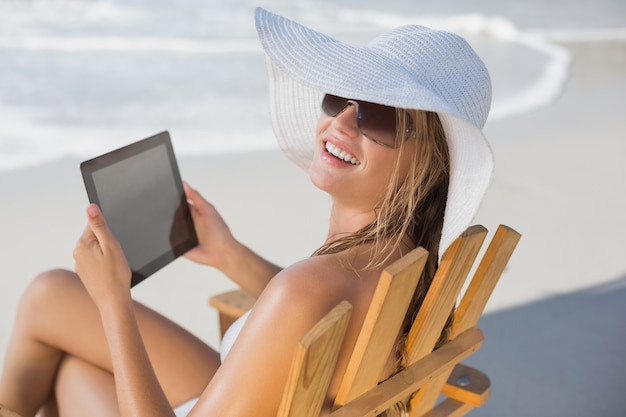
[255,7,494,259]
[256,9,462,118]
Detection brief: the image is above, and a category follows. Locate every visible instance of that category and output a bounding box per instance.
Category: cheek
[316,114,331,137]
[363,141,396,176]
[364,141,416,195]
[360,143,397,195]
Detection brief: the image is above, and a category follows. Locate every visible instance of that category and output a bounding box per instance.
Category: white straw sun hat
[254,7,494,259]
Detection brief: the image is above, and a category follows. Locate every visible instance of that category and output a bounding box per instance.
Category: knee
[17,269,81,318]
[54,356,119,416]
[55,355,86,393]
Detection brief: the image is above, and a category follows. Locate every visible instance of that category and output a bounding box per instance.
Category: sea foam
[0,7,601,171]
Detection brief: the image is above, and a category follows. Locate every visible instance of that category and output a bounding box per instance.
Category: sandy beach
[1,38,625,417]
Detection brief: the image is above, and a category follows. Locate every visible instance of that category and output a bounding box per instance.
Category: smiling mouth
[325,142,360,165]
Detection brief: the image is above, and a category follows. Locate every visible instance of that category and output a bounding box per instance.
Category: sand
[1,40,625,416]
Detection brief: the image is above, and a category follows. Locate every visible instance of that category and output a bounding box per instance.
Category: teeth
[325,142,360,165]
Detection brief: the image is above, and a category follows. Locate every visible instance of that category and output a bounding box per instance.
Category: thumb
[86,204,114,244]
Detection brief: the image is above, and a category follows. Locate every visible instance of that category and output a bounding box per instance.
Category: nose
[331,103,360,137]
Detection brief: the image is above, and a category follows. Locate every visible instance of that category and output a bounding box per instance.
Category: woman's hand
[183,182,282,297]
[183,182,237,269]
[73,204,132,307]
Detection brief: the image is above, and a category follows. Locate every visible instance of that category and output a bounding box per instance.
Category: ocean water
[0,0,624,171]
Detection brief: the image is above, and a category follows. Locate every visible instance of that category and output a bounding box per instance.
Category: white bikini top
[219,310,251,363]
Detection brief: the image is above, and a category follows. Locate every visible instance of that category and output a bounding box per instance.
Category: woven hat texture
[254,7,494,259]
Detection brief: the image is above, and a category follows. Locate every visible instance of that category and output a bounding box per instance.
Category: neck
[325,201,377,245]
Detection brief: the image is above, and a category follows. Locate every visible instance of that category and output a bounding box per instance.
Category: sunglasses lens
[321,94,402,147]
[357,102,398,147]
[321,94,348,117]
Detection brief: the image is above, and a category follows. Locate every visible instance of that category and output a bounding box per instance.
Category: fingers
[73,216,98,277]
[84,204,115,249]
[183,181,214,218]
[75,205,102,254]
[75,204,121,259]
[183,181,194,197]
[183,181,199,214]
[73,204,132,293]
[183,181,201,206]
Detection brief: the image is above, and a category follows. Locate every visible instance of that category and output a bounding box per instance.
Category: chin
[308,163,332,193]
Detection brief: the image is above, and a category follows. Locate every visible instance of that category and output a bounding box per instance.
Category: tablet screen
[80,131,197,287]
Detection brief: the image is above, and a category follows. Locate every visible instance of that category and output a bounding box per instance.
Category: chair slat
[409,225,520,416]
[406,226,487,416]
[453,225,521,336]
[334,247,429,406]
[406,225,487,362]
[277,301,353,417]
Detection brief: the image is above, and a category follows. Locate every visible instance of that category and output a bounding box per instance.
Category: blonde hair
[313,108,451,416]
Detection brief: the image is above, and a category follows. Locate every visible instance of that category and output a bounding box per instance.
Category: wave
[0,11,577,123]
[2,8,619,171]
[0,115,278,172]
[531,27,626,42]
[0,36,260,53]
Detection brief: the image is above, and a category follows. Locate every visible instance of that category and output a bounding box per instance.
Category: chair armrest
[420,366,491,417]
[442,363,490,407]
[208,289,255,337]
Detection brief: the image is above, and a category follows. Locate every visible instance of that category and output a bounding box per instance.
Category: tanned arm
[73,204,174,417]
[183,182,282,298]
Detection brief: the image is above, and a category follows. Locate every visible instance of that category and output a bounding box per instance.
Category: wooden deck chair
[208,224,521,416]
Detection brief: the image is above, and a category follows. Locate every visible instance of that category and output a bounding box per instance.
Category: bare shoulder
[253,253,380,331]
[278,254,349,289]
[256,255,352,319]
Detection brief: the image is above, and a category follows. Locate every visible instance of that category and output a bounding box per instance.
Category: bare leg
[34,356,116,417]
[0,269,221,417]
[54,356,119,417]
[37,395,58,417]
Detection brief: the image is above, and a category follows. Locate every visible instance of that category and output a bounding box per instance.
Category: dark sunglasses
[321,94,415,148]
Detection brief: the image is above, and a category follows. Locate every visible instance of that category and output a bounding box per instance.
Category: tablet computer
[80,131,198,287]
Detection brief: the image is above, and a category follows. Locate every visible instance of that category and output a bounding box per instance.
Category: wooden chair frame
[209,225,520,417]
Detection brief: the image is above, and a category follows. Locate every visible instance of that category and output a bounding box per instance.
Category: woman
[0,7,493,417]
